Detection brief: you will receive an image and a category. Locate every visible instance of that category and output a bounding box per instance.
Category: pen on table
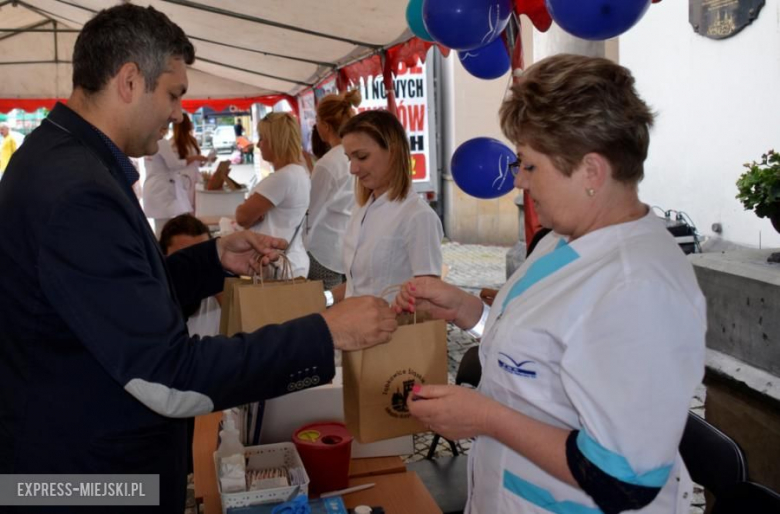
[320,483,376,499]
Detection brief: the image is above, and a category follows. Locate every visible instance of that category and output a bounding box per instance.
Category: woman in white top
[171,113,206,211]
[396,55,706,514]
[143,115,206,236]
[235,112,310,278]
[331,110,443,304]
[305,90,361,290]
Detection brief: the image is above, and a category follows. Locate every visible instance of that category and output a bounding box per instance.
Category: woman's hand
[394,277,485,330]
[412,383,578,488]
[408,384,496,440]
[216,231,288,276]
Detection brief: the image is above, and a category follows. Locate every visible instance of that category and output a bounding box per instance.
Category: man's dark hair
[72,4,195,94]
[159,214,210,255]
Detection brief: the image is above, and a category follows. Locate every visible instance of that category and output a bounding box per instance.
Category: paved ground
[188,241,707,513]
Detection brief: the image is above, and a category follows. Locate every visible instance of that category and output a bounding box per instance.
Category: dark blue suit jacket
[0,104,334,512]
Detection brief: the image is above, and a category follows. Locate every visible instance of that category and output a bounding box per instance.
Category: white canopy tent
[0,0,416,110]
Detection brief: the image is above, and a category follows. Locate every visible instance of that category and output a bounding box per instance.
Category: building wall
[620,0,780,248]
[441,44,519,245]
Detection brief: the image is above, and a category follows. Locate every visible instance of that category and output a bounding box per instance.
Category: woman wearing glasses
[396,55,705,514]
[235,112,310,277]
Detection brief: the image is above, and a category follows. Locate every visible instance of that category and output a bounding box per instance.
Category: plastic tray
[214,442,310,511]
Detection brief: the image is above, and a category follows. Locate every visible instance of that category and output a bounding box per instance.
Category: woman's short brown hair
[317,89,361,133]
[499,54,655,184]
[258,112,302,167]
[340,110,411,206]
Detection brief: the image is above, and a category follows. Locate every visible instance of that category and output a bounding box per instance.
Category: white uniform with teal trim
[466,211,706,514]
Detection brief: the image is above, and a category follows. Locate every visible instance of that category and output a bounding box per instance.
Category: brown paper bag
[219,274,325,336]
[206,160,230,191]
[342,312,448,443]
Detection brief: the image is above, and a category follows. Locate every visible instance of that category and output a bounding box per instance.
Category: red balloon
[514,0,552,32]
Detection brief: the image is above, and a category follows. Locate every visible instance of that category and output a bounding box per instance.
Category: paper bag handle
[251,253,302,286]
[380,284,416,324]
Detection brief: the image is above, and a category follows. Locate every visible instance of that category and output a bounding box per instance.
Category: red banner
[0,95,298,117]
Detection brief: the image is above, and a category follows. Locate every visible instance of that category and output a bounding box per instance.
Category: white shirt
[342,191,443,302]
[187,297,221,338]
[304,145,355,273]
[467,211,705,514]
[249,164,310,278]
[142,140,195,219]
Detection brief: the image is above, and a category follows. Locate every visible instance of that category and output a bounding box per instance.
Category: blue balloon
[546,0,652,40]
[406,0,435,41]
[451,137,516,199]
[458,37,510,80]
[423,0,513,51]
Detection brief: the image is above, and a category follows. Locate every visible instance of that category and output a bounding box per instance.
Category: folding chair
[679,412,748,505]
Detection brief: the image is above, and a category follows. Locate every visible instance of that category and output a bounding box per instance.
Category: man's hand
[321,296,398,351]
[216,231,287,276]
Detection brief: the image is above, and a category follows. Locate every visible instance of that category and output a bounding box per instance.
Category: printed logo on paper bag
[382,369,424,418]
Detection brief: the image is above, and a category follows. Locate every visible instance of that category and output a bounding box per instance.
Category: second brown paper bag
[220,276,325,336]
[342,313,448,443]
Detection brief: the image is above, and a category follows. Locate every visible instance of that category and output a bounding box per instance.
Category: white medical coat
[142,140,195,219]
[467,211,705,514]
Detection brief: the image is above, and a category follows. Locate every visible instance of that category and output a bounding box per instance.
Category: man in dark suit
[0,5,396,513]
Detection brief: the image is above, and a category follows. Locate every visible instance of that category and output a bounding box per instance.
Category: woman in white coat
[329,110,443,305]
[171,113,206,210]
[396,55,706,514]
[235,112,310,278]
[143,114,206,236]
[305,89,361,290]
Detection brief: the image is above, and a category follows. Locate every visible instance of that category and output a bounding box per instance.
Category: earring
[586,188,595,197]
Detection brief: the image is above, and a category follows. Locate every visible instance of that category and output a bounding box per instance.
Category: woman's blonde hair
[317,89,361,134]
[499,54,654,184]
[258,112,302,167]
[340,110,411,206]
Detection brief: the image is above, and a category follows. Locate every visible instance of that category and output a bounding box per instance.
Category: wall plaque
[690,0,764,40]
